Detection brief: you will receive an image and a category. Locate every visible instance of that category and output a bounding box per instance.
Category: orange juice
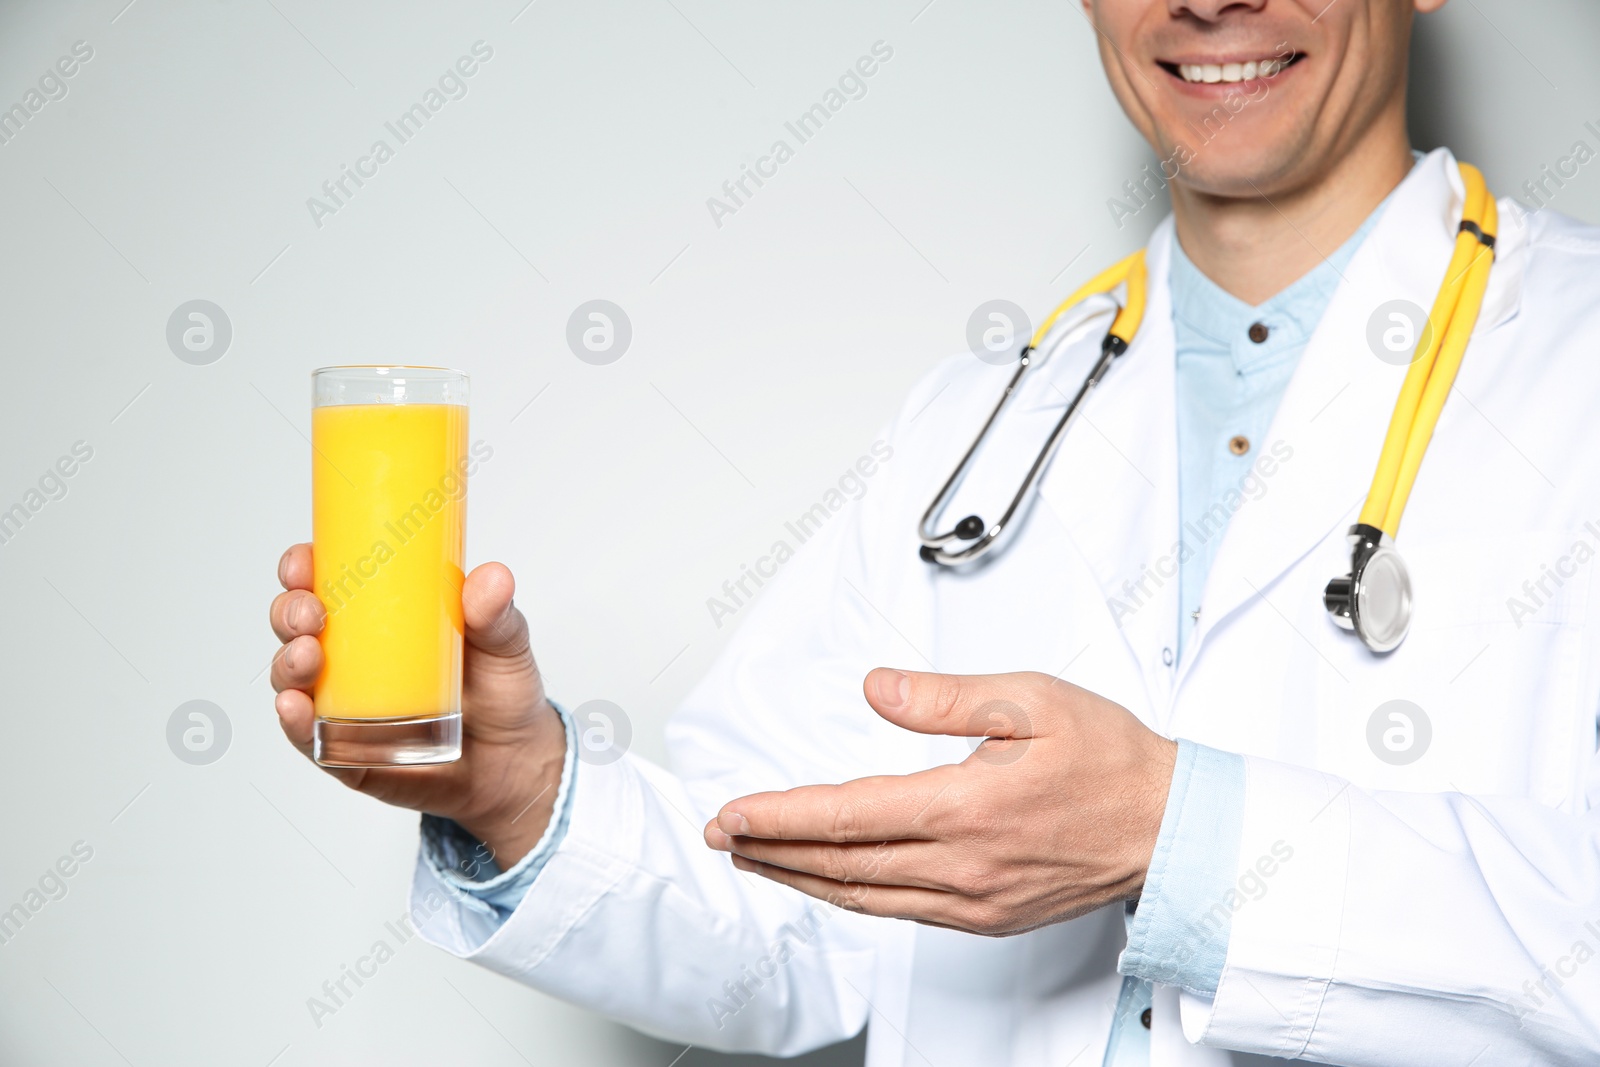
[311,402,467,719]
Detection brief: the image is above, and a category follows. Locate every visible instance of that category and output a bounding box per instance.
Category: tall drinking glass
[310,366,468,766]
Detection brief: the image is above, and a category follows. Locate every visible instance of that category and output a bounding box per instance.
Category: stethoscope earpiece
[953,515,985,540]
[918,515,984,563]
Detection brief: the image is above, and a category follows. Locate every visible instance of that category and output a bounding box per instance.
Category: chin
[1168,148,1306,200]
[1146,107,1318,201]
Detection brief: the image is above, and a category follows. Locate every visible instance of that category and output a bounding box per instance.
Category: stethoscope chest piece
[1323,523,1412,653]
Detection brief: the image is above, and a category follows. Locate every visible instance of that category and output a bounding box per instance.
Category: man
[268,0,1600,1063]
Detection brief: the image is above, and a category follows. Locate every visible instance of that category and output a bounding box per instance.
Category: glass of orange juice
[310,366,469,766]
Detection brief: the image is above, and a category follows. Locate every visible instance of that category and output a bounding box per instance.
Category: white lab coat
[413,148,1600,1066]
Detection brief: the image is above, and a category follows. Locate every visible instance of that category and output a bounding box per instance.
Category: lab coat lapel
[1035,221,1181,689]
[1183,150,1472,662]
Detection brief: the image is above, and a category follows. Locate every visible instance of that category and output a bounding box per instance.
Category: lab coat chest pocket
[1315,532,1593,808]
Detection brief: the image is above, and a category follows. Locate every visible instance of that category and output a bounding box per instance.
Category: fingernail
[705,826,733,851]
[288,597,303,632]
[284,641,297,672]
[718,811,751,836]
[872,669,909,709]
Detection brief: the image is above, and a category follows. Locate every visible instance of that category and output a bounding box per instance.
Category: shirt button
[1248,322,1269,343]
[1228,434,1250,456]
[1141,1007,1152,1029]
[1162,647,1174,667]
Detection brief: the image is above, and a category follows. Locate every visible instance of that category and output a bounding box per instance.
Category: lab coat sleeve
[1176,752,1600,1065]
[405,378,946,1054]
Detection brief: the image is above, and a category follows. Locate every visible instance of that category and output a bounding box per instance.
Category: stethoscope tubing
[917,301,1124,565]
[916,162,1498,656]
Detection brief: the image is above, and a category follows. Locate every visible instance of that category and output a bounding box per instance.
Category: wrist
[457,700,568,869]
[1127,735,1180,895]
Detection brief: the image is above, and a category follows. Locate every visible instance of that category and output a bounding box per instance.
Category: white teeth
[1177,56,1288,83]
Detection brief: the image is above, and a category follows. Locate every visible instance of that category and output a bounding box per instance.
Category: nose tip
[1167,0,1269,21]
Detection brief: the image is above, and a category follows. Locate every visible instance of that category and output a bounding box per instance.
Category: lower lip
[1164,60,1301,98]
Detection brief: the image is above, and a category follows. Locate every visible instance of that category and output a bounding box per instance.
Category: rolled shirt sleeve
[1119,738,1247,996]
[418,701,580,931]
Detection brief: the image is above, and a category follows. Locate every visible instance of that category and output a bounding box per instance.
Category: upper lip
[1157,51,1296,65]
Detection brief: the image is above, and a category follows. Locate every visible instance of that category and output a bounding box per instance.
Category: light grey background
[0,1,1595,1064]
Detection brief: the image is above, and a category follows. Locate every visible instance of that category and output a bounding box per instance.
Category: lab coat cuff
[416,701,580,922]
[1120,739,1246,996]
[410,724,646,963]
[1175,755,1352,1056]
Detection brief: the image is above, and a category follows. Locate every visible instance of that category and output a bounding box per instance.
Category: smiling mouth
[1158,52,1304,85]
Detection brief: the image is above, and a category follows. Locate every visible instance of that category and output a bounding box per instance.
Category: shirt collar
[1167,173,1407,374]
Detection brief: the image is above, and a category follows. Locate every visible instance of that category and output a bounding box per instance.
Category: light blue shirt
[1171,205,1385,661]
[1105,192,1396,1065]
[422,191,1397,1064]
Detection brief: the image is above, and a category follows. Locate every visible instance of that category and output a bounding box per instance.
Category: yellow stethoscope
[919,162,1499,653]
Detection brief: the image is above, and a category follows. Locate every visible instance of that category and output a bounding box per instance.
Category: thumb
[462,561,530,660]
[862,668,1044,741]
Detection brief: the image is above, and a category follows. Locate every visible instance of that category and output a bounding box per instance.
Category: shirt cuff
[1119,738,1246,996]
[418,700,579,921]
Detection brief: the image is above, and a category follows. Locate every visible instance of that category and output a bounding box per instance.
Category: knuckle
[931,673,967,718]
[1019,671,1054,697]
[970,900,1009,934]
[828,800,866,843]
[946,862,989,897]
[859,841,893,880]
[943,867,977,896]
[827,883,871,913]
[960,799,1008,840]
[928,780,975,826]
[820,850,853,885]
[295,591,326,632]
[287,634,320,675]
[269,592,291,633]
